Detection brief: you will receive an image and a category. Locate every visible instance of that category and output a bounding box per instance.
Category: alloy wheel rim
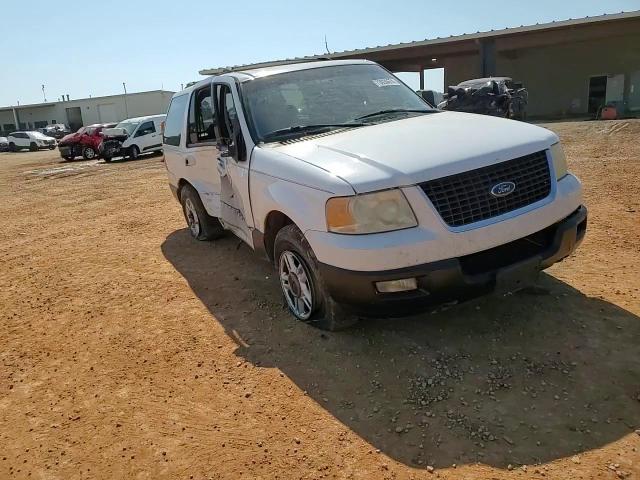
[185,198,200,237]
[279,251,314,320]
[86,148,95,159]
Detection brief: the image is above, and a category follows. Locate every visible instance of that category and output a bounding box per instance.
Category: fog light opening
[376,278,418,293]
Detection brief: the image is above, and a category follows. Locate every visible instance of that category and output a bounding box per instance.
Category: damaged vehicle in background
[100,115,165,162]
[438,77,528,119]
[41,124,71,139]
[57,123,116,160]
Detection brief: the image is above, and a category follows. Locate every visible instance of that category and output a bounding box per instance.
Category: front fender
[249,148,354,234]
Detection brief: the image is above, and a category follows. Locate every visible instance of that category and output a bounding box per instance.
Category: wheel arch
[263,210,295,262]
[176,178,193,202]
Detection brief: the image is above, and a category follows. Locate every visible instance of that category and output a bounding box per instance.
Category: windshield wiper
[354,109,434,121]
[262,123,365,141]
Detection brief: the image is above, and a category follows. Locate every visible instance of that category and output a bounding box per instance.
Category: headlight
[326,189,417,234]
[550,142,568,180]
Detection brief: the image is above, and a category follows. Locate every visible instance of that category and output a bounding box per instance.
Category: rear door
[163,93,190,193]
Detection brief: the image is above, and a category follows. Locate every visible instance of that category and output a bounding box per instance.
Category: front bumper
[318,206,587,317]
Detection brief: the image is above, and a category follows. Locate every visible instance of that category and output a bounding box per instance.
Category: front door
[184,83,221,217]
[133,120,159,152]
[214,82,253,246]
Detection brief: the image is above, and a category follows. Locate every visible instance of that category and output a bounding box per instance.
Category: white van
[163,60,586,330]
[101,114,165,161]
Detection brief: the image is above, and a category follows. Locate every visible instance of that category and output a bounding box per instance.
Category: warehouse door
[97,103,118,123]
[629,71,640,112]
[65,107,83,132]
[588,76,607,114]
[605,74,625,105]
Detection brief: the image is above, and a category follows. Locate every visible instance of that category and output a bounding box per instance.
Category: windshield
[116,121,139,136]
[241,64,434,142]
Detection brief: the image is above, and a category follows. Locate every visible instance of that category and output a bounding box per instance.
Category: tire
[103,155,112,163]
[63,156,74,161]
[48,145,55,150]
[129,145,140,160]
[82,146,96,160]
[274,224,358,331]
[9,143,16,152]
[29,142,38,152]
[180,184,225,241]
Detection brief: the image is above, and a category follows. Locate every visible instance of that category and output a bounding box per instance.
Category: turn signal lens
[550,142,568,180]
[326,189,418,234]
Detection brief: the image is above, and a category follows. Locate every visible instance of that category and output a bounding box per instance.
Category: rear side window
[187,85,216,146]
[135,121,155,137]
[163,94,189,146]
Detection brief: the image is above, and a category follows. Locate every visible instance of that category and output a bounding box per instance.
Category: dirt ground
[1,120,639,480]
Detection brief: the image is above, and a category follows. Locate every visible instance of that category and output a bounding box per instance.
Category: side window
[187,85,216,146]
[163,94,189,146]
[135,121,155,137]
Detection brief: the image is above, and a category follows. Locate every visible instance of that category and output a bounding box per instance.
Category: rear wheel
[82,146,96,160]
[274,224,358,331]
[180,184,225,241]
[9,142,16,152]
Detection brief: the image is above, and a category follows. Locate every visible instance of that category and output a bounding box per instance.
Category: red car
[57,123,117,160]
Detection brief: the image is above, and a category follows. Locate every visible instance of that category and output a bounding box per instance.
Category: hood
[273,111,558,193]
[102,127,129,138]
[58,132,79,144]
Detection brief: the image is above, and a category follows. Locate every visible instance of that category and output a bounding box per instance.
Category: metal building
[0,90,174,135]
[200,11,640,119]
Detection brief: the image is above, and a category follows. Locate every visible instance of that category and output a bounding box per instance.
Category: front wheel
[29,143,38,152]
[274,224,358,331]
[180,184,225,241]
[129,145,140,160]
[82,146,96,160]
[9,143,16,152]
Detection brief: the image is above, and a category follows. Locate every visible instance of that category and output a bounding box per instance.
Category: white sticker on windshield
[372,78,401,87]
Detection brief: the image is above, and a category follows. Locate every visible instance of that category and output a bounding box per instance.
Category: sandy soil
[1,120,639,480]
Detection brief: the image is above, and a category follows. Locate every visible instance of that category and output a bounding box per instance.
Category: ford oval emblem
[490,181,516,197]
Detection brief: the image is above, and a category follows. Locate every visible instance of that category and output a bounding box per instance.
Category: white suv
[8,131,57,151]
[163,60,586,330]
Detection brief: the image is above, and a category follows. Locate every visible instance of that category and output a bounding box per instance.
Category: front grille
[420,150,551,227]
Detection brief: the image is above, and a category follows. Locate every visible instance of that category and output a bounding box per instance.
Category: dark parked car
[0,137,9,152]
[41,124,71,140]
[57,123,117,160]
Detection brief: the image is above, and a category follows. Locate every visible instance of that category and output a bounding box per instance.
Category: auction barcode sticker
[372,78,401,87]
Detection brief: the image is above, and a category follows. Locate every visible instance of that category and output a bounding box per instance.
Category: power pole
[122,82,129,118]
[42,85,47,102]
